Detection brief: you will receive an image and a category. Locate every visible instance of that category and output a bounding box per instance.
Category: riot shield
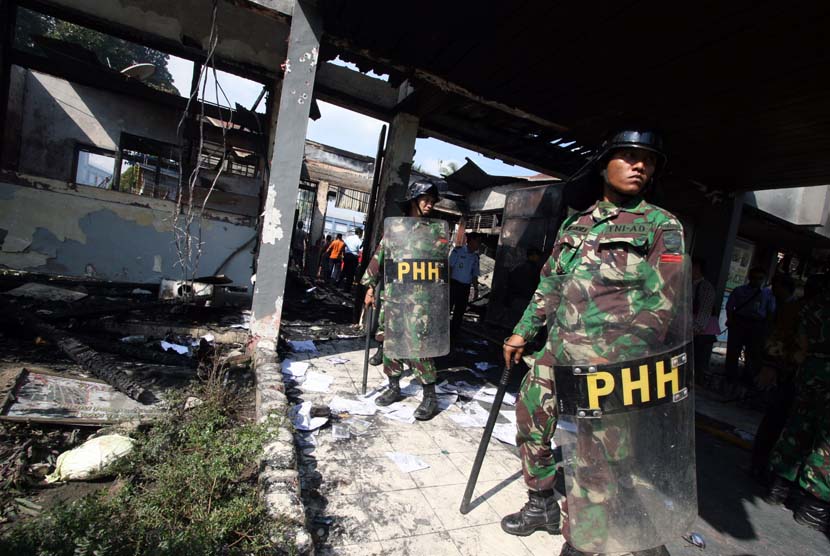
[382,217,451,359]
[486,183,564,330]
[550,257,697,554]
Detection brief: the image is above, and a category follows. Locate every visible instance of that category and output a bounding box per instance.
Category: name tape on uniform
[385,259,448,284]
[554,346,691,417]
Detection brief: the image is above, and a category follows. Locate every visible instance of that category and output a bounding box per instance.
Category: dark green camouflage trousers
[770,356,830,502]
[518,362,636,551]
[382,354,437,385]
[517,362,559,491]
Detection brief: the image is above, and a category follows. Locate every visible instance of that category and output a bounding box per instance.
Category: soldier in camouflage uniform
[361,180,450,421]
[501,130,685,556]
[766,280,830,532]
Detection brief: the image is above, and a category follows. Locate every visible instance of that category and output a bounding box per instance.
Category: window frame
[71,143,118,189]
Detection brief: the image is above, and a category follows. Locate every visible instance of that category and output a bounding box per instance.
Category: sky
[166,56,536,178]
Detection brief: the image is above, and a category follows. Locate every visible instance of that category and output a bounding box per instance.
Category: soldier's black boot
[558,543,588,556]
[414,383,439,421]
[500,489,561,536]
[793,490,830,532]
[762,475,793,505]
[374,376,402,406]
[368,344,384,366]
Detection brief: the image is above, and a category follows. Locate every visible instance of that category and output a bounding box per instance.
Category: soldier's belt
[554,343,691,418]
[385,259,448,284]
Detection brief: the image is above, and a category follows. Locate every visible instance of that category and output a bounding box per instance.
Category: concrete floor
[288,338,829,556]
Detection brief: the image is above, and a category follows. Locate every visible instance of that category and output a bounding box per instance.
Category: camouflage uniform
[360,219,450,384]
[770,291,830,503]
[511,197,685,548]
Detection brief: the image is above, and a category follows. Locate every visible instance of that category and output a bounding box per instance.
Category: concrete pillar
[310,179,330,245]
[0,0,14,160]
[370,112,419,248]
[251,0,321,341]
[305,179,329,277]
[692,192,745,304]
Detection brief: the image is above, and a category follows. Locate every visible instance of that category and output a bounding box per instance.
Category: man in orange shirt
[324,233,346,282]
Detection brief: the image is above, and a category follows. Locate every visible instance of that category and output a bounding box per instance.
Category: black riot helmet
[397,179,441,213]
[595,129,667,175]
[563,128,667,211]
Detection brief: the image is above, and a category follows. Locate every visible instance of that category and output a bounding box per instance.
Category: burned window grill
[329,185,370,213]
[198,143,258,178]
[116,133,181,200]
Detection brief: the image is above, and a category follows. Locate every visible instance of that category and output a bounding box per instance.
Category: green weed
[0,398,295,556]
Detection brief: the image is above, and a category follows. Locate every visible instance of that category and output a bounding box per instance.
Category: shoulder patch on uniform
[565,224,591,234]
[663,230,683,253]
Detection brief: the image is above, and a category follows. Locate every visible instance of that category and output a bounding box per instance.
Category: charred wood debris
[0,271,255,526]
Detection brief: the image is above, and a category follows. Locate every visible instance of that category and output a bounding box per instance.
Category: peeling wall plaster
[0,181,256,286]
[19,71,181,182]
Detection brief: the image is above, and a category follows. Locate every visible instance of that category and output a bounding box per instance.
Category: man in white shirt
[338,228,363,291]
[449,232,481,338]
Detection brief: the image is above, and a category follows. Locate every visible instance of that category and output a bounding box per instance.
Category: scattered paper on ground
[302,371,334,392]
[500,410,517,423]
[327,357,349,364]
[449,401,490,428]
[282,360,309,378]
[493,422,518,446]
[288,340,318,353]
[331,423,350,439]
[437,380,492,401]
[379,401,416,424]
[328,396,377,416]
[160,341,189,355]
[437,393,458,411]
[386,452,430,473]
[343,417,372,435]
[474,386,516,406]
[290,401,328,431]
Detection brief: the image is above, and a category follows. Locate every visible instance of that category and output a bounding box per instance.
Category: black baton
[361,304,374,395]
[459,365,512,514]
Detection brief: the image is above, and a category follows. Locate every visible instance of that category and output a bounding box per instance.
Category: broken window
[73,145,117,189]
[329,186,370,213]
[116,133,181,200]
[296,184,316,233]
[198,143,259,178]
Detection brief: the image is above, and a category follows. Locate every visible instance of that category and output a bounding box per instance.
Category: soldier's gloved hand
[364,287,376,308]
[503,334,527,369]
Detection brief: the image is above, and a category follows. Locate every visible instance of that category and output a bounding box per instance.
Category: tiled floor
[290,339,565,555]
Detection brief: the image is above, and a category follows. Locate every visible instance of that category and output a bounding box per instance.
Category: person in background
[449,232,481,339]
[361,181,448,421]
[339,228,363,291]
[692,258,717,383]
[752,274,817,483]
[725,267,776,398]
[317,234,333,281]
[291,221,307,272]
[766,274,830,533]
[324,233,345,282]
